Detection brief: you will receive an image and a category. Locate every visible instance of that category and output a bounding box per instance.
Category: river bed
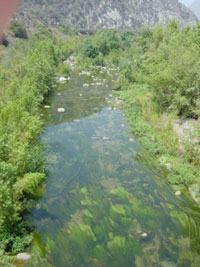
[27,68,200,267]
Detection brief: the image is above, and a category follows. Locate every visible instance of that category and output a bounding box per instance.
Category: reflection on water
[29,71,200,267]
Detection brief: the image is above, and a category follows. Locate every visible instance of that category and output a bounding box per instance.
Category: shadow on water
[27,70,200,267]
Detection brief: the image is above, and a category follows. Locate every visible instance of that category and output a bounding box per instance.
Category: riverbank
[74,24,200,202]
[118,85,200,194]
[0,27,81,264]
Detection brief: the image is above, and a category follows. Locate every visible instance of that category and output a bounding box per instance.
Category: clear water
[28,70,200,267]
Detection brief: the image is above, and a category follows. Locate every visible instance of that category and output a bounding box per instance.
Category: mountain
[16,0,198,31]
[190,0,200,19]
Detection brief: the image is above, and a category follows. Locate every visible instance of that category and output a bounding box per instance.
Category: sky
[179,0,193,7]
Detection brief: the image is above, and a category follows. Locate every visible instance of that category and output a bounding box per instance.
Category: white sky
[179,0,194,7]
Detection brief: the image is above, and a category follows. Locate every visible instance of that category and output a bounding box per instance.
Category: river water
[28,68,200,267]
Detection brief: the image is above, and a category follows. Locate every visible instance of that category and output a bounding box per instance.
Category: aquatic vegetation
[107,235,140,266]
[110,204,126,216]
[69,224,96,259]
[110,186,131,202]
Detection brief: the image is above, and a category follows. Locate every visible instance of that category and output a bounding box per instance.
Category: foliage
[14,173,46,198]
[9,21,28,39]
[0,25,70,256]
[107,21,200,187]
[80,30,121,58]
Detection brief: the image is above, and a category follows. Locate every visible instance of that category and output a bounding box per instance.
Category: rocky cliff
[16,0,198,31]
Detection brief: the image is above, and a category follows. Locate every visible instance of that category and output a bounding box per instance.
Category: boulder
[57,108,65,113]
[16,253,31,261]
[59,77,67,83]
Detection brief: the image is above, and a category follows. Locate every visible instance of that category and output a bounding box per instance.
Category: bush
[81,30,121,58]
[0,29,64,255]
[9,21,28,39]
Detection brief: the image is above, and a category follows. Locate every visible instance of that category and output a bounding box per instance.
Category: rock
[83,83,89,87]
[57,93,61,96]
[165,163,171,171]
[129,138,134,142]
[140,232,148,240]
[44,105,50,108]
[57,108,65,113]
[175,191,181,196]
[121,124,125,128]
[189,184,200,205]
[17,0,198,35]
[59,77,67,83]
[16,253,31,261]
[102,137,109,140]
[80,94,83,97]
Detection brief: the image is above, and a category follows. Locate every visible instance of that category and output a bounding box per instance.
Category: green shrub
[9,21,28,39]
[14,173,46,198]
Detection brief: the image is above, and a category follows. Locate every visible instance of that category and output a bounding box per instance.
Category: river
[28,66,200,267]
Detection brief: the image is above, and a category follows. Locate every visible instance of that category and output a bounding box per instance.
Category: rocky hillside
[16,0,198,31]
[190,0,200,19]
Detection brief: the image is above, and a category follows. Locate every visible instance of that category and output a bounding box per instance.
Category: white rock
[74,119,81,122]
[129,138,134,142]
[175,191,181,196]
[57,93,61,96]
[102,137,110,140]
[59,77,67,83]
[141,233,148,238]
[57,108,65,113]
[165,163,171,171]
[44,105,50,109]
[121,124,125,128]
[83,84,89,87]
[80,94,83,97]
[16,253,31,261]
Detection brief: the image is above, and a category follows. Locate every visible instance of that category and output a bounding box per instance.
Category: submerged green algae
[28,71,200,267]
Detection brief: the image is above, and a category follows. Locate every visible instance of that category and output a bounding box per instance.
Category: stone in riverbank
[175,191,181,196]
[189,184,200,205]
[16,252,31,261]
[57,108,65,113]
[58,77,67,83]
